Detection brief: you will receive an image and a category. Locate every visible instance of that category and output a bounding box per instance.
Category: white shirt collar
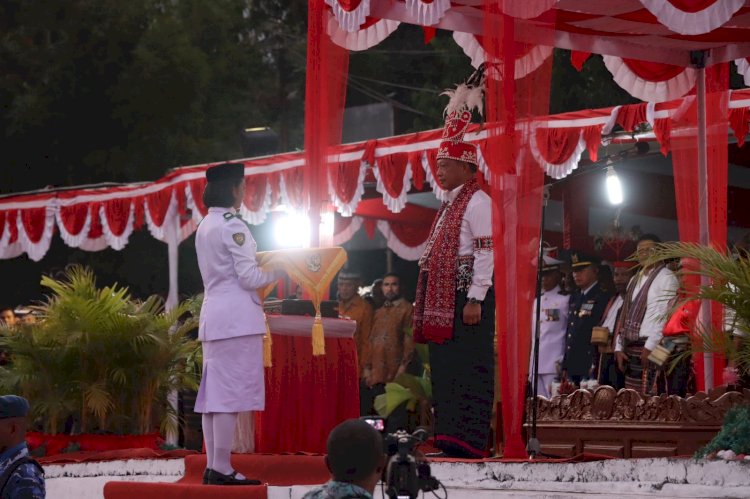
[542,285,561,296]
[446,184,465,204]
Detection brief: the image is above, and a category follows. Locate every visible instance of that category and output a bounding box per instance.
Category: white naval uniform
[529,285,569,398]
[194,207,278,413]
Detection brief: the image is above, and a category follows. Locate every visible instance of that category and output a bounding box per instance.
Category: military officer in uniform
[529,251,569,399]
[561,252,612,386]
[0,395,44,499]
[195,162,283,486]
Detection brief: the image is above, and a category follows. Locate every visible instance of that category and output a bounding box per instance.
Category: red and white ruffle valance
[405,0,451,26]
[328,160,367,216]
[736,58,750,87]
[639,0,744,36]
[602,56,696,103]
[373,153,412,213]
[325,0,370,33]
[529,126,587,179]
[376,220,427,260]
[326,13,399,51]
[453,32,553,81]
[3,89,750,261]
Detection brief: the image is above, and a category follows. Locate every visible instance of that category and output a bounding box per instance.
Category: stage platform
[39,450,750,498]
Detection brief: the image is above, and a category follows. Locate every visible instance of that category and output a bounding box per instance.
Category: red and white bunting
[639,0,744,36]
[1,89,750,261]
[405,0,451,26]
[736,57,750,87]
[325,0,370,33]
[453,32,553,81]
[529,126,587,179]
[328,160,367,216]
[241,174,272,225]
[16,206,56,262]
[327,13,399,51]
[376,220,427,261]
[373,153,412,213]
[602,56,697,103]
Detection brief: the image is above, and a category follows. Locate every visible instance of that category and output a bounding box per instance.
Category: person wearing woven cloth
[614,234,679,395]
[593,261,635,389]
[413,80,494,459]
[561,252,612,386]
[195,162,283,486]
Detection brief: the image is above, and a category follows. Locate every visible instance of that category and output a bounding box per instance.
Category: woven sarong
[623,340,655,394]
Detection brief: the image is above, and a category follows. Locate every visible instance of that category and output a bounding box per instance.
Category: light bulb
[606,166,623,205]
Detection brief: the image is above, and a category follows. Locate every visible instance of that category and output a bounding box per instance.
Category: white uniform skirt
[194,334,265,413]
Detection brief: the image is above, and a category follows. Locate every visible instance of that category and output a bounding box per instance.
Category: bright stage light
[274,211,311,248]
[606,166,623,205]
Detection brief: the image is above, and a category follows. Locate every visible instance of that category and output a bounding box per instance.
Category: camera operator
[303,419,386,499]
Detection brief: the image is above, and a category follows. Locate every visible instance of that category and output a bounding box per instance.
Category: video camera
[361,417,442,499]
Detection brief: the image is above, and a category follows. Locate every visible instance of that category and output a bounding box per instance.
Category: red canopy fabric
[324,0,750,102]
[1,89,749,261]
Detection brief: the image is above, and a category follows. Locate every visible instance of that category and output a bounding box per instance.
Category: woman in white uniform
[194,162,281,485]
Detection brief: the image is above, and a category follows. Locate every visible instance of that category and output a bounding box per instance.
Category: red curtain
[305,0,349,245]
[255,335,359,453]
[671,64,729,391]
[483,1,555,459]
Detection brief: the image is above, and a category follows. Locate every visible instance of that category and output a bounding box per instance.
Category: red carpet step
[104,453,329,499]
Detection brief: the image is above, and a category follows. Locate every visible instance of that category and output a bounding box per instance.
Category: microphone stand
[526,184,550,458]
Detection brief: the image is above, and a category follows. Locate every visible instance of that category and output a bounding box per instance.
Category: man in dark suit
[562,252,612,386]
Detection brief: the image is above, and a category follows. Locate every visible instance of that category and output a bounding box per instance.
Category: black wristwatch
[467,297,483,305]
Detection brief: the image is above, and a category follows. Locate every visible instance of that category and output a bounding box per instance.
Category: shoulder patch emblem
[232,232,245,246]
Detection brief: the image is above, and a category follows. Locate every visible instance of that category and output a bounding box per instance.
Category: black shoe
[202,468,211,484]
[205,469,261,486]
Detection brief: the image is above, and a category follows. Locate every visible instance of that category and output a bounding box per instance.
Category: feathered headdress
[436,65,486,166]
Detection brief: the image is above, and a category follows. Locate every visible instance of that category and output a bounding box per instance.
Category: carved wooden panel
[524,386,750,458]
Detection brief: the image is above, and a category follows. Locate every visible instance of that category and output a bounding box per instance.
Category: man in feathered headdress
[413,73,495,458]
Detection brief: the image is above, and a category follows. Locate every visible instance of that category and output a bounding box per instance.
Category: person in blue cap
[0,395,44,498]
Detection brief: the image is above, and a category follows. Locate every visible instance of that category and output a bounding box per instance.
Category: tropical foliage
[641,242,750,376]
[0,265,202,436]
[374,336,433,431]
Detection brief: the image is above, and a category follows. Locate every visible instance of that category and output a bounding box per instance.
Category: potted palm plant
[0,265,202,455]
[641,242,750,459]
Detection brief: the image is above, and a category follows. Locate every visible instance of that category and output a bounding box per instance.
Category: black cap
[0,395,29,419]
[205,162,244,182]
[569,251,600,269]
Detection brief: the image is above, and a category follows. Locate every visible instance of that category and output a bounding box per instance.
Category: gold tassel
[311,313,325,356]
[263,315,273,367]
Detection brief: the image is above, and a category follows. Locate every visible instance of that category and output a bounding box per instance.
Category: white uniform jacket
[196,207,277,341]
[530,285,570,375]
